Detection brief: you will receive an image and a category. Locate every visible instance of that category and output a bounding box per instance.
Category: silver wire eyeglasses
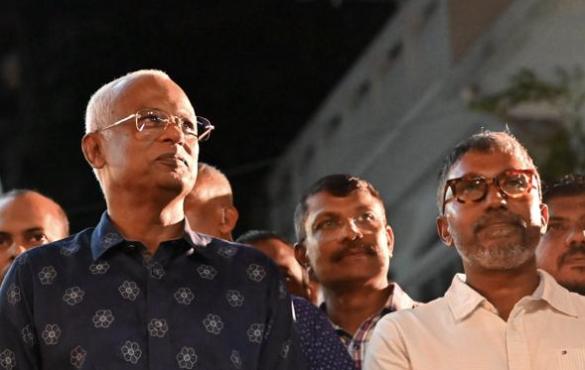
[94,108,215,142]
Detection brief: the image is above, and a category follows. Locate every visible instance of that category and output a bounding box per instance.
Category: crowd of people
[0,69,584,370]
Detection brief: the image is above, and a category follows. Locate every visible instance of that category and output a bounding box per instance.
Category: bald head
[84,69,192,134]
[82,70,200,200]
[184,163,239,240]
[0,190,69,282]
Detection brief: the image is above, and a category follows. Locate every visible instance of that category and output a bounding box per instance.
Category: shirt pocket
[556,348,585,370]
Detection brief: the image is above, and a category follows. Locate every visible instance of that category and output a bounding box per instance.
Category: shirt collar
[445,274,487,322]
[90,212,215,261]
[320,282,417,331]
[384,282,418,312]
[530,269,580,318]
[446,271,581,322]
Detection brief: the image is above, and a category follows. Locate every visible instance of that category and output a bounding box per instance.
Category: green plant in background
[468,66,585,182]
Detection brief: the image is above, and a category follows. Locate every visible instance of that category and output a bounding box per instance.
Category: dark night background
[0,0,397,236]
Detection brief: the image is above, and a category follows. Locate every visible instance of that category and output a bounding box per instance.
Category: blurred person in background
[0,189,69,284]
[536,173,585,295]
[184,162,238,241]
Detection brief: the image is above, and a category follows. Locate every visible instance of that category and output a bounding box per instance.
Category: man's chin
[558,278,585,296]
[156,174,195,193]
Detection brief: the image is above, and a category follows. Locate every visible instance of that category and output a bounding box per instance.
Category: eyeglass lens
[136,110,195,135]
[135,109,212,141]
[451,171,533,203]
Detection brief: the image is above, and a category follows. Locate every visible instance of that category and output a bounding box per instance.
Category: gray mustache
[473,210,525,233]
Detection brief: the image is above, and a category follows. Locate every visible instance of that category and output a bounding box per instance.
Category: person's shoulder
[5,228,94,284]
[292,295,321,315]
[383,295,448,326]
[202,237,279,270]
[20,228,94,260]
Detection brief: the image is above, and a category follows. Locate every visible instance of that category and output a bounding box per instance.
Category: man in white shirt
[365,131,585,370]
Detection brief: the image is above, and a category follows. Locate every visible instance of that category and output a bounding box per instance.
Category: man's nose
[161,118,188,144]
[342,218,363,240]
[566,224,585,246]
[483,182,508,210]
[9,242,27,261]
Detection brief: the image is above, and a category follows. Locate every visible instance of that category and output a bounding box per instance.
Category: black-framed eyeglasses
[441,169,537,215]
[94,108,215,142]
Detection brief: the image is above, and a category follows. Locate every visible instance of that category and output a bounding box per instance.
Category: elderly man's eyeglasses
[94,108,215,142]
[441,169,537,215]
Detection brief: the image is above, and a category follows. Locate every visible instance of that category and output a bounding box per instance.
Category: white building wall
[266,0,585,301]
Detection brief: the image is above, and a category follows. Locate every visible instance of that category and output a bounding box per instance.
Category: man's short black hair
[293,174,384,242]
[236,230,291,247]
[436,130,540,213]
[542,174,585,203]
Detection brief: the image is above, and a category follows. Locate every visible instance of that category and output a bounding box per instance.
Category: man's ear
[81,133,106,169]
[219,206,239,234]
[539,202,549,234]
[294,242,310,268]
[437,216,454,247]
[386,225,395,258]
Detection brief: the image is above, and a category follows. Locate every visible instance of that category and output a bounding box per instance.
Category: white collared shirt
[364,270,585,370]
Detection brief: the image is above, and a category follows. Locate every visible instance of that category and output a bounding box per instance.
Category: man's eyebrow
[23,227,45,233]
[355,205,377,212]
[311,211,339,223]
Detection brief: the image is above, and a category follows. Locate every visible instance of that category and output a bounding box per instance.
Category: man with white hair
[0,70,305,370]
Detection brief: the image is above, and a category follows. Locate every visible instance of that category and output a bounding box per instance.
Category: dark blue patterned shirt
[0,213,306,370]
[292,296,356,370]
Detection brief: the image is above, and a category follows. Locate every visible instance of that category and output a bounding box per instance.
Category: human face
[437,151,547,271]
[0,194,67,282]
[297,189,393,290]
[536,194,585,294]
[89,75,199,196]
[250,238,307,298]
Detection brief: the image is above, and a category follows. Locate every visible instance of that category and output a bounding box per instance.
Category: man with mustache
[536,174,585,295]
[365,131,585,370]
[0,70,305,370]
[294,174,416,370]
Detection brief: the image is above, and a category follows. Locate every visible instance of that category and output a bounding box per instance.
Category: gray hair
[436,130,540,213]
[84,69,171,134]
